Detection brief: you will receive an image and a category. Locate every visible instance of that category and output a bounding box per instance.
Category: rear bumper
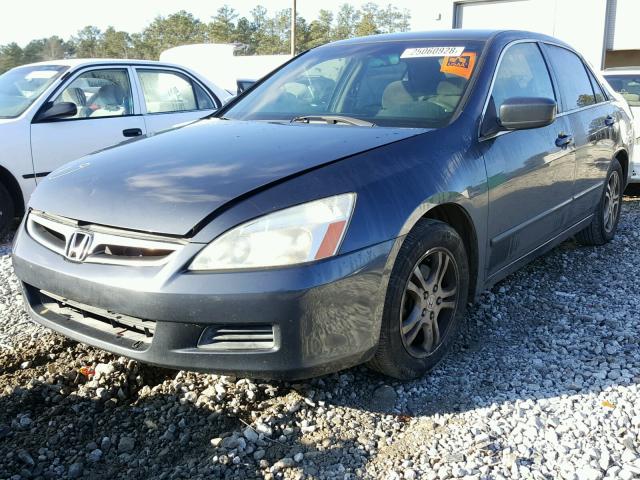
[12,224,396,380]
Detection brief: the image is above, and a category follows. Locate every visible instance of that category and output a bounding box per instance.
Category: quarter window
[53,69,133,119]
[544,45,596,110]
[138,70,200,114]
[194,83,216,109]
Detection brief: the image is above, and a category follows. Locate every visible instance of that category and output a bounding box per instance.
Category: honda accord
[12,30,633,379]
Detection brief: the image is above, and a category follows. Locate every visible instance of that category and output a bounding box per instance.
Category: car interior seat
[380,59,447,117]
[86,84,129,117]
[433,78,465,112]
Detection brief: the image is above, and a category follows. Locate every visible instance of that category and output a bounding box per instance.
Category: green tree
[355,3,380,37]
[139,11,207,59]
[377,4,411,33]
[234,17,256,53]
[100,27,132,58]
[0,4,412,71]
[0,43,24,73]
[42,36,69,60]
[73,26,102,57]
[209,6,238,43]
[333,4,359,40]
[21,39,46,64]
[307,10,333,49]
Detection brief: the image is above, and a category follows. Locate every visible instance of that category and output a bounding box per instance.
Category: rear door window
[544,45,596,111]
[137,69,201,114]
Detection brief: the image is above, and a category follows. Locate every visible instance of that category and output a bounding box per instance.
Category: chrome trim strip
[27,210,186,266]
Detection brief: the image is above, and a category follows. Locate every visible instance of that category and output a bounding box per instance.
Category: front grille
[27,210,185,266]
[38,289,155,345]
[198,325,275,351]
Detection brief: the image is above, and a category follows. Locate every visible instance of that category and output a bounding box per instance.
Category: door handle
[555,133,573,148]
[605,115,616,127]
[123,128,142,137]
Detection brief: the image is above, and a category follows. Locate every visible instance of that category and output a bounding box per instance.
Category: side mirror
[34,102,77,122]
[499,97,557,130]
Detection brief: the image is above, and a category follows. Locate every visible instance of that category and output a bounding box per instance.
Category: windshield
[604,74,640,106]
[223,40,485,128]
[0,64,68,118]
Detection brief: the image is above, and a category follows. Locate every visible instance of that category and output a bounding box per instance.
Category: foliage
[0,3,411,74]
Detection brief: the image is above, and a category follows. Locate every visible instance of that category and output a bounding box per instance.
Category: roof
[17,58,182,69]
[324,29,569,49]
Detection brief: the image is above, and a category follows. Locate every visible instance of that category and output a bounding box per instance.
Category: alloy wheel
[400,248,460,358]
[603,170,621,234]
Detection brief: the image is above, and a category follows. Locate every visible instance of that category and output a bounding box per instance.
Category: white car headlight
[189,193,356,271]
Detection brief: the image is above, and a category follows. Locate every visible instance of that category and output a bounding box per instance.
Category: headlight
[189,193,356,270]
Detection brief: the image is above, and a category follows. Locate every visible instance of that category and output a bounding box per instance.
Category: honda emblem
[65,231,93,262]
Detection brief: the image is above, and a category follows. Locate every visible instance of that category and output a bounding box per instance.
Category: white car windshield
[604,74,640,107]
[0,64,68,118]
[223,40,485,128]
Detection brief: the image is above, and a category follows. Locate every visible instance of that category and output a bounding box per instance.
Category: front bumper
[12,223,396,380]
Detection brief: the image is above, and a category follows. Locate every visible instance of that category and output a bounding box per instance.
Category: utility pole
[291,0,297,56]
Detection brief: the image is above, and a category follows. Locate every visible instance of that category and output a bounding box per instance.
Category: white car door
[30,66,146,178]
[133,67,218,134]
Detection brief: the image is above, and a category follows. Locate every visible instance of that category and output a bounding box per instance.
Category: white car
[602,67,640,186]
[0,59,232,232]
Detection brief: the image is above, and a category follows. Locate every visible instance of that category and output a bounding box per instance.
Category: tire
[575,158,623,246]
[368,219,469,380]
[0,182,14,235]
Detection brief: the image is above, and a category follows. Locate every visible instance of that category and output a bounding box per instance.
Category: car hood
[30,118,426,236]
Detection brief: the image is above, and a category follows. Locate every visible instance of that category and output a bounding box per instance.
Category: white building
[417,0,640,69]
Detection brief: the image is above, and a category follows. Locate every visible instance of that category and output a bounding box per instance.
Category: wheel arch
[420,203,479,303]
[0,165,25,217]
[614,148,629,188]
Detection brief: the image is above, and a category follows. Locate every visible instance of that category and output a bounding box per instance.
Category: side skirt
[482,214,593,292]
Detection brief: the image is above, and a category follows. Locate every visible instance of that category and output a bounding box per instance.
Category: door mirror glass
[499,97,557,130]
[35,101,77,122]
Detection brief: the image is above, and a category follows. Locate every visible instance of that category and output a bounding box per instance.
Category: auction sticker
[400,46,465,58]
[441,51,477,79]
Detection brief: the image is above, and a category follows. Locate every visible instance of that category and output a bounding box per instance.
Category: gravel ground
[1,201,640,480]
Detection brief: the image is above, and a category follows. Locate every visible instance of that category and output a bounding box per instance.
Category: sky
[0,0,440,47]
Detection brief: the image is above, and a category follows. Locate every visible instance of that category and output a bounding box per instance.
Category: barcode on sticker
[400,46,465,58]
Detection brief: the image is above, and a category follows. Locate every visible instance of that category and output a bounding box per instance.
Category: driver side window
[53,69,133,119]
[483,43,555,135]
[491,43,555,110]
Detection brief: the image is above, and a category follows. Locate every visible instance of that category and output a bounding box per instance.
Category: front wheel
[368,219,469,380]
[575,158,623,246]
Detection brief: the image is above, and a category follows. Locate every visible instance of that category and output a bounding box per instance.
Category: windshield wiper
[290,115,376,127]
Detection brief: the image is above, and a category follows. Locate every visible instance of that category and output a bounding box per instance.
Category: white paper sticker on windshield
[400,46,465,58]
